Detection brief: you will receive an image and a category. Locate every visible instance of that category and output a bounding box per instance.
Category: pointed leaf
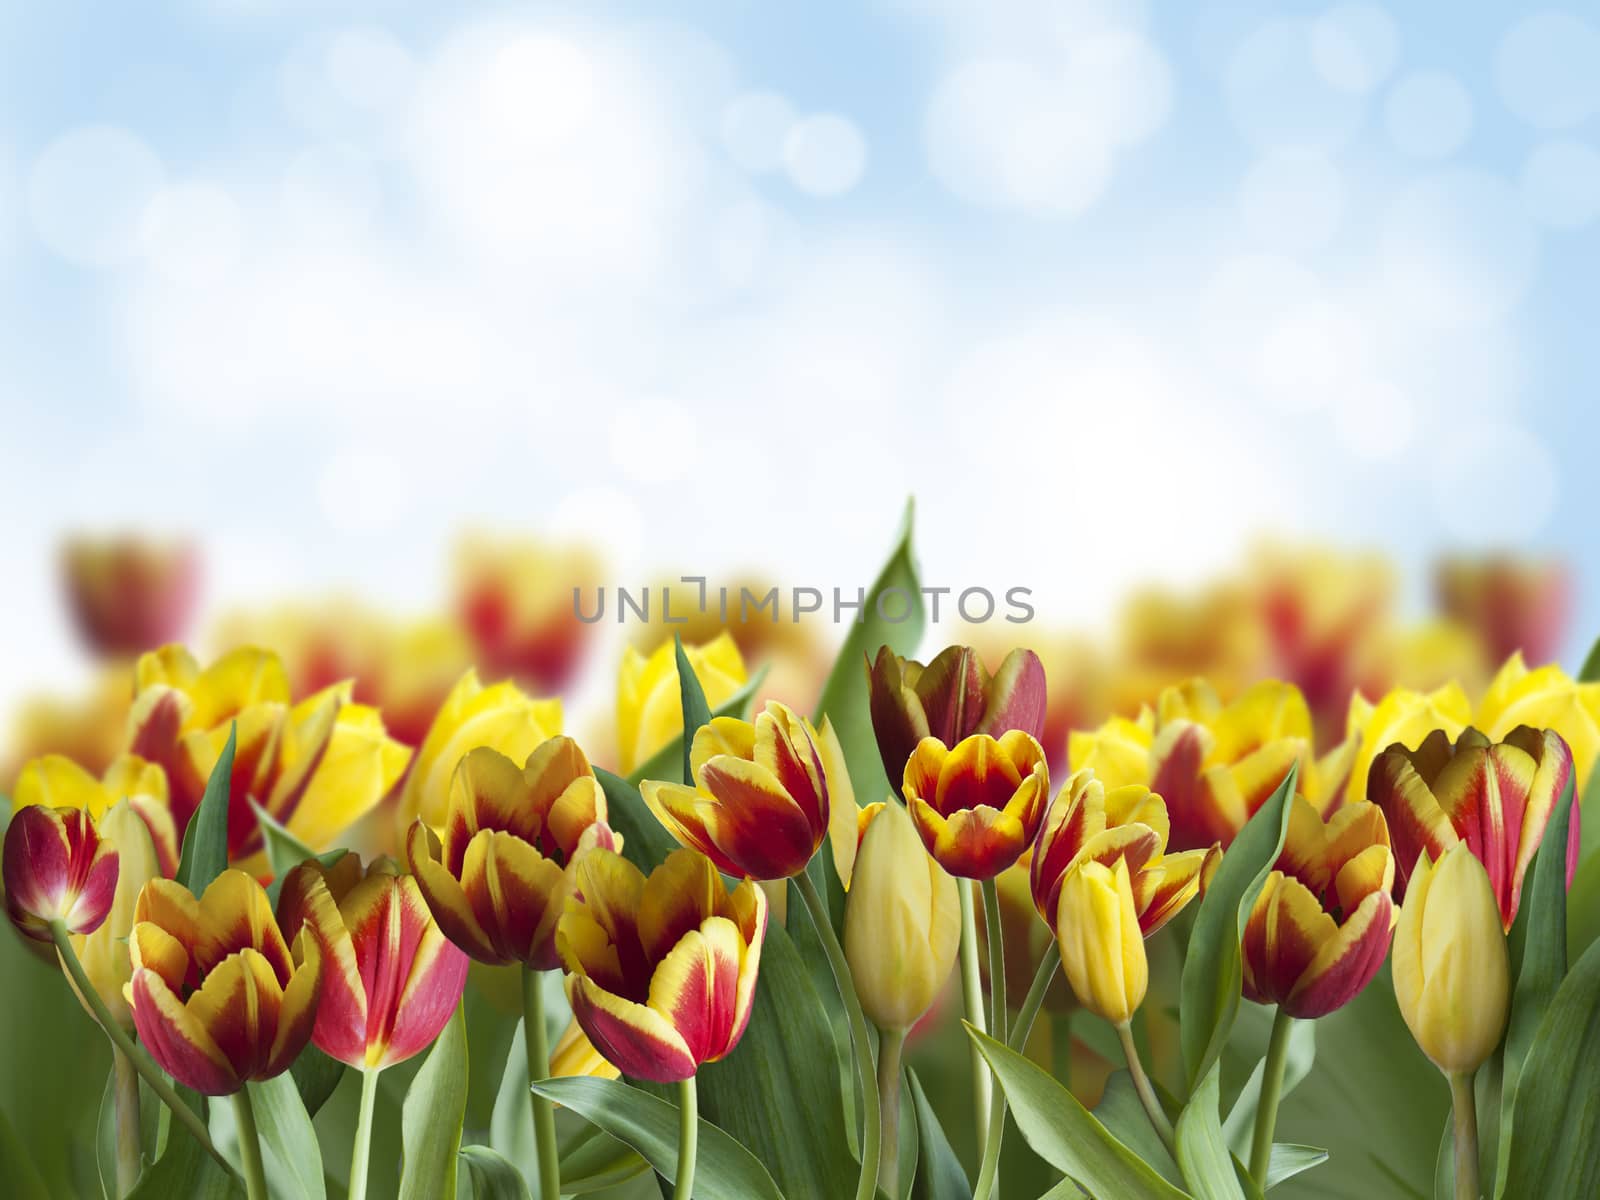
[0,1103,52,1200]
[1265,1144,1327,1189]
[596,767,682,873]
[1176,1065,1246,1199]
[908,1068,971,1200]
[250,800,343,905]
[399,1005,468,1200]
[460,1145,533,1200]
[248,1074,325,1200]
[674,633,714,786]
[178,723,237,892]
[288,1045,346,1119]
[1095,1071,1183,1186]
[126,1119,240,1199]
[1580,635,1600,683]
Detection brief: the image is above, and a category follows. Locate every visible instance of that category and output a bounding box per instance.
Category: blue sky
[3,0,1598,711]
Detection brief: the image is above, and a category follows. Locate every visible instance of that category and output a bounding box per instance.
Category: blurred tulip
[903,731,1049,879]
[277,853,469,1069]
[1030,769,1217,937]
[844,801,960,1031]
[0,669,131,793]
[408,739,618,970]
[3,805,119,941]
[125,870,323,1095]
[1436,556,1572,669]
[14,752,180,877]
[1477,653,1600,792]
[641,702,837,881]
[557,847,767,1083]
[1055,858,1146,1026]
[867,644,1047,787]
[60,534,199,658]
[616,633,748,775]
[66,801,166,1030]
[1392,842,1509,1076]
[455,534,602,693]
[127,645,410,860]
[1113,583,1265,716]
[1370,726,1577,930]
[398,668,562,831]
[1336,681,1472,807]
[1242,798,1395,1018]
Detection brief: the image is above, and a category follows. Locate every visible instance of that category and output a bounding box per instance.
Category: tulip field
[2,513,1599,1200]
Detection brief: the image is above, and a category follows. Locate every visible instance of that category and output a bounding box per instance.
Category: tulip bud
[3,805,118,941]
[902,731,1049,880]
[1392,842,1509,1076]
[68,801,165,1029]
[1055,858,1146,1027]
[843,802,960,1031]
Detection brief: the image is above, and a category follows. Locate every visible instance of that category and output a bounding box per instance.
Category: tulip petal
[566,974,697,1083]
[640,781,745,878]
[198,870,294,984]
[129,966,240,1095]
[645,917,743,1065]
[692,758,819,879]
[1283,888,1393,1019]
[1138,846,1215,935]
[1369,750,1457,894]
[265,939,323,1078]
[406,822,502,964]
[638,849,723,965]
[461,830,568,969]
[1241,872,1336,1009]
[754,704,827,837]
[187,948,283,1081]
[383,919,469,1068]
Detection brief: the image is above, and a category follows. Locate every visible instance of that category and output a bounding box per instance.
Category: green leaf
[248,1074,326,1200]
[1496,936,1600,1198]
[126,1120,240,1199]
[1179,767,1297,1093]
[552,1120,651,1195]
[460,1145,533,1200]
[1176,1066,1246,1200]
[250,800,345,905]
[595,767,682,873]
[0,1103,52,1200]
[1265,1145,1327,1189]
[674,633,714,786]
[908,1068,971,1200]
[399,1004,468,1200]
[965,1026,1189,1200]
[530,1078,784,1200]
[1094,1071,1182,1187]
[812,498,924,810]
[1221,1014,1316,1159]
[289,1045,346,1119]
[95,1068,119,1200]
[624,666,771,788]
[1579,635,1600,683]
[178,723,237,892]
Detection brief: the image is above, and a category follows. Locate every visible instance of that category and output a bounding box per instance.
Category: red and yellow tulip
[1369,725,1577,930]
[125,870,323,1095]
[557,847,766,1083]
[60,534,199,659]
[617,633,748,775]
[1436,556,1571,670]
[277,853,468,1070]
[902,730,1049,879]
[640,702,837,881]
[1241,797,1396,1017]
[407,738,617,970]
[3,805,119,941]
[13,752,179,877]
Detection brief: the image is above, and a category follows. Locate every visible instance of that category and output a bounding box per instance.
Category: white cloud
[1494,11,1600,130]
[1521,139,1600,231]
[28,125,166,267]
[1384,72,1474,160]
[1226,20,1367,149]
[783,113,868,197]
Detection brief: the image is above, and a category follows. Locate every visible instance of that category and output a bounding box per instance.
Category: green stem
[795,871,881,1200]
[348,1067,380,1200]
[674,1076,699,1200]
[49,922,232,1174]
[523,968,563,1200]
[1450,1071,1480,1200]
[112,1049,142,1197]
[980,878,1007,1044]
[1009,942,1061,1052]
[958,882,992,1148]
[1249,1007,1294,1185]
[876,1028,905,1200]
[971,1066,1008,1200]
[231,1086,268,1200]
[1116,1021,1175,1155]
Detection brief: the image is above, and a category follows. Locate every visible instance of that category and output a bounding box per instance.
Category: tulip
[67,801,167,1031]
[868,644,1047,786]
[616,633,748,775]
[550,1015,621,1081]
[3,805,118,941]
[1339,680,1472,807]
[902,730,1049,880]
[455,533,601,693]
[640,701,836,881]
[0,667,130,795]
[278,852,469,1200]
[1436,556,1571,669]
[60,533,199,658]
[398,667,563,831]
[127,644,410,860]
[14,752,180,878]
[1477,653,1600,794]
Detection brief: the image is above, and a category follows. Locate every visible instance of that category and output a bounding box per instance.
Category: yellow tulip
[1056,858,1147,1027]
[1477,653,1600,793]
[1339,681,1473,806]
[615,633,747,774]
[1392,842,1509,1076]
[843,801,960,1032]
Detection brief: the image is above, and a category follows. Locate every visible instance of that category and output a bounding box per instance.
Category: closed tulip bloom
[14,752,180,878]
[68,801,166,1029]
[60,534,199,658]
[1055,858,1146,1026]
[558,848,767,1083]
[125,870,323,1095]
[3,805,119,941]
[408,738,618,970]
[617,633,748,775]
[277,853,469,1070]
[844,801,961,1031]
[1242,798,1396,1018]
[1370,725,1577,930]
[902,731,1049,879]
[641,702,837,881]
[1029,769,1217,937]
[868,644,1047,785]
[1392,842,1509,1075]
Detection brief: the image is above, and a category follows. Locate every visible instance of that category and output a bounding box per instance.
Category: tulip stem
[958,882,993,1155]
[349,1067,380,1200]
[112,1049,142,1197]
[522,968,563,1200]
[876,1028,905,1200]
[1116,1021,1175,1155]
[674,1076,698,1200]
[795,871,882,1200]
[980,878,1007,1043]
[232,1086,268,1200]
[1449,1071,1480,1200]
[48,921,232,1175]
[1249,1007,1294,1185]
[1009,941,1061,1052]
